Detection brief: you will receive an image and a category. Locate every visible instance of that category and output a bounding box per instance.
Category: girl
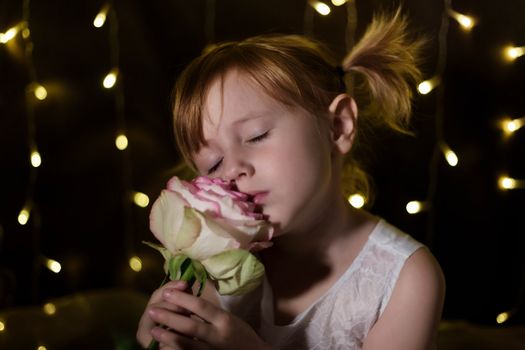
[137,9,445,350]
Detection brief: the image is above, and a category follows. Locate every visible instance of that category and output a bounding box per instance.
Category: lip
[251,191,268,205]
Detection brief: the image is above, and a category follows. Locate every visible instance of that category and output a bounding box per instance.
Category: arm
[363,247,446,350]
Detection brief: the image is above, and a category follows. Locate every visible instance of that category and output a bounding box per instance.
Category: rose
[165,176,273,250]
[145,176,274,296]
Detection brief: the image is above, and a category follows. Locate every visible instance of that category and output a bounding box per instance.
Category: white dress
[217,219,425,349]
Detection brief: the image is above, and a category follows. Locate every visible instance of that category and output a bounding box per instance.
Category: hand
[147,288,271,350]
[136,280,191,348]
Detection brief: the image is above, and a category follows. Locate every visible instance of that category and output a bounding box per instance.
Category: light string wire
[21,0,43,303]
[424,0,451,248]
[106,2,136,266]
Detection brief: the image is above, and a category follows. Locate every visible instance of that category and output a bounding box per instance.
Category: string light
[45,258,61,273]
[496,312,509,324]
[93,3,110,28]
[133,192,150,208]
[37,346,47,350]
[103,68,118,88]
[501,116,524,137]
[100,5,142,277]
[406,200,427,214]
[0,24,20,44]
[331,0,347,6]
[503,45,524,62]
[448,9,475,31]
[30,150,42,167]
[32,83,47,100]
[18,205,31,225]
[440,143,459,167]
[498,176,525,190]
[42,302,56,315]
[348,193,365,208]
[129,256,143,272]
[417,77,440,95]
[115,133,128,150]
[309,1,331,16]
[0,320,5,332]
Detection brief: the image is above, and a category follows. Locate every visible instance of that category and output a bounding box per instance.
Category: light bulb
[348,193,365,209]
[503,46,524,62]
[43,303,56,315]
[449,10,475,31]
[331,0,347,6]
[406,201,425,214]
[31,151,42,168]
[0,25,19,44]
[501,117,524,137]
[18,208,30,225]
[440,144,459,167]
[310,1,331,15]
[34,84,47,100]
[129,256,143,272]
[496,311,509,324]
[46,258,61,273]
[103,68,118,89]
[115,134,128,150]
[93,4,110,28]
[133,192,150,208]
[418,77,440,95]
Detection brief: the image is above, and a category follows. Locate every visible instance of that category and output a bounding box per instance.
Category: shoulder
[363,246,446,350]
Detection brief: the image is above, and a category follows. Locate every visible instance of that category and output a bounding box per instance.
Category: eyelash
[247,131,269,143]
[206,131,270,174]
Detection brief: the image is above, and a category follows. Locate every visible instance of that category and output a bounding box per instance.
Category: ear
[328,93,358,154]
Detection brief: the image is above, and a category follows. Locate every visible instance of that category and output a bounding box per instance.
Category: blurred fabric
[0,288,524,349]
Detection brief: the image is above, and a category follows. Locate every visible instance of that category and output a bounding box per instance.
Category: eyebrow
[200,111,271,146]
[232,111,269,126]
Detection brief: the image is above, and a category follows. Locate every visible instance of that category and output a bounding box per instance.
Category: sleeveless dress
[217,219,425,349]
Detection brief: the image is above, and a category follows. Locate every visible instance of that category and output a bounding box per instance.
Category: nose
[223,155,254,182]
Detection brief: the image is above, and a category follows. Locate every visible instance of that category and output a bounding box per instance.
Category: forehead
[201,69,281,136]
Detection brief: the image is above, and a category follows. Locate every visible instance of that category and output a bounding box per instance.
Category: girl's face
[192,69,338,235]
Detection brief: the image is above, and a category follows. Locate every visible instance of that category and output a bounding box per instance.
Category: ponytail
[339,9,424,204]
[342,8,424,133]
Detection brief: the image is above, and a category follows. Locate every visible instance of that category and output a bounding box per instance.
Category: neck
[269,194,360,259]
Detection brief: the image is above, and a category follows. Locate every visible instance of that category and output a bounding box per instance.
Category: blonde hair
[171,9,423,200]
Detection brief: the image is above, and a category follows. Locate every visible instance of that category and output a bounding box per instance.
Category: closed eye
[207,158,223,174]
[247,131,269,143]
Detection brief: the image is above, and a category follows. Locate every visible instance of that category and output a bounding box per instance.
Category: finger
[150,300,192,315]
[152,280,188,301]
[149,306,212,342]
[162,289,222,324]
[152,326,211,350]
[137,281,189,346]
[147,281,189,311]
[137,298,195,346]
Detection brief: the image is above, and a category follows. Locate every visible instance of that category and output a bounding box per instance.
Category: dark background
[1,0,524,328]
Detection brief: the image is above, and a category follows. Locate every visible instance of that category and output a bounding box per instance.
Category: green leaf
[192,260,208,297]
[203,249,265,295]
[168,254,189,280]
[180,259,195,282]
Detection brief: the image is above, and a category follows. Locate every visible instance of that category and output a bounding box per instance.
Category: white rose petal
[150,190,189,253]
[182,210,240,260]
